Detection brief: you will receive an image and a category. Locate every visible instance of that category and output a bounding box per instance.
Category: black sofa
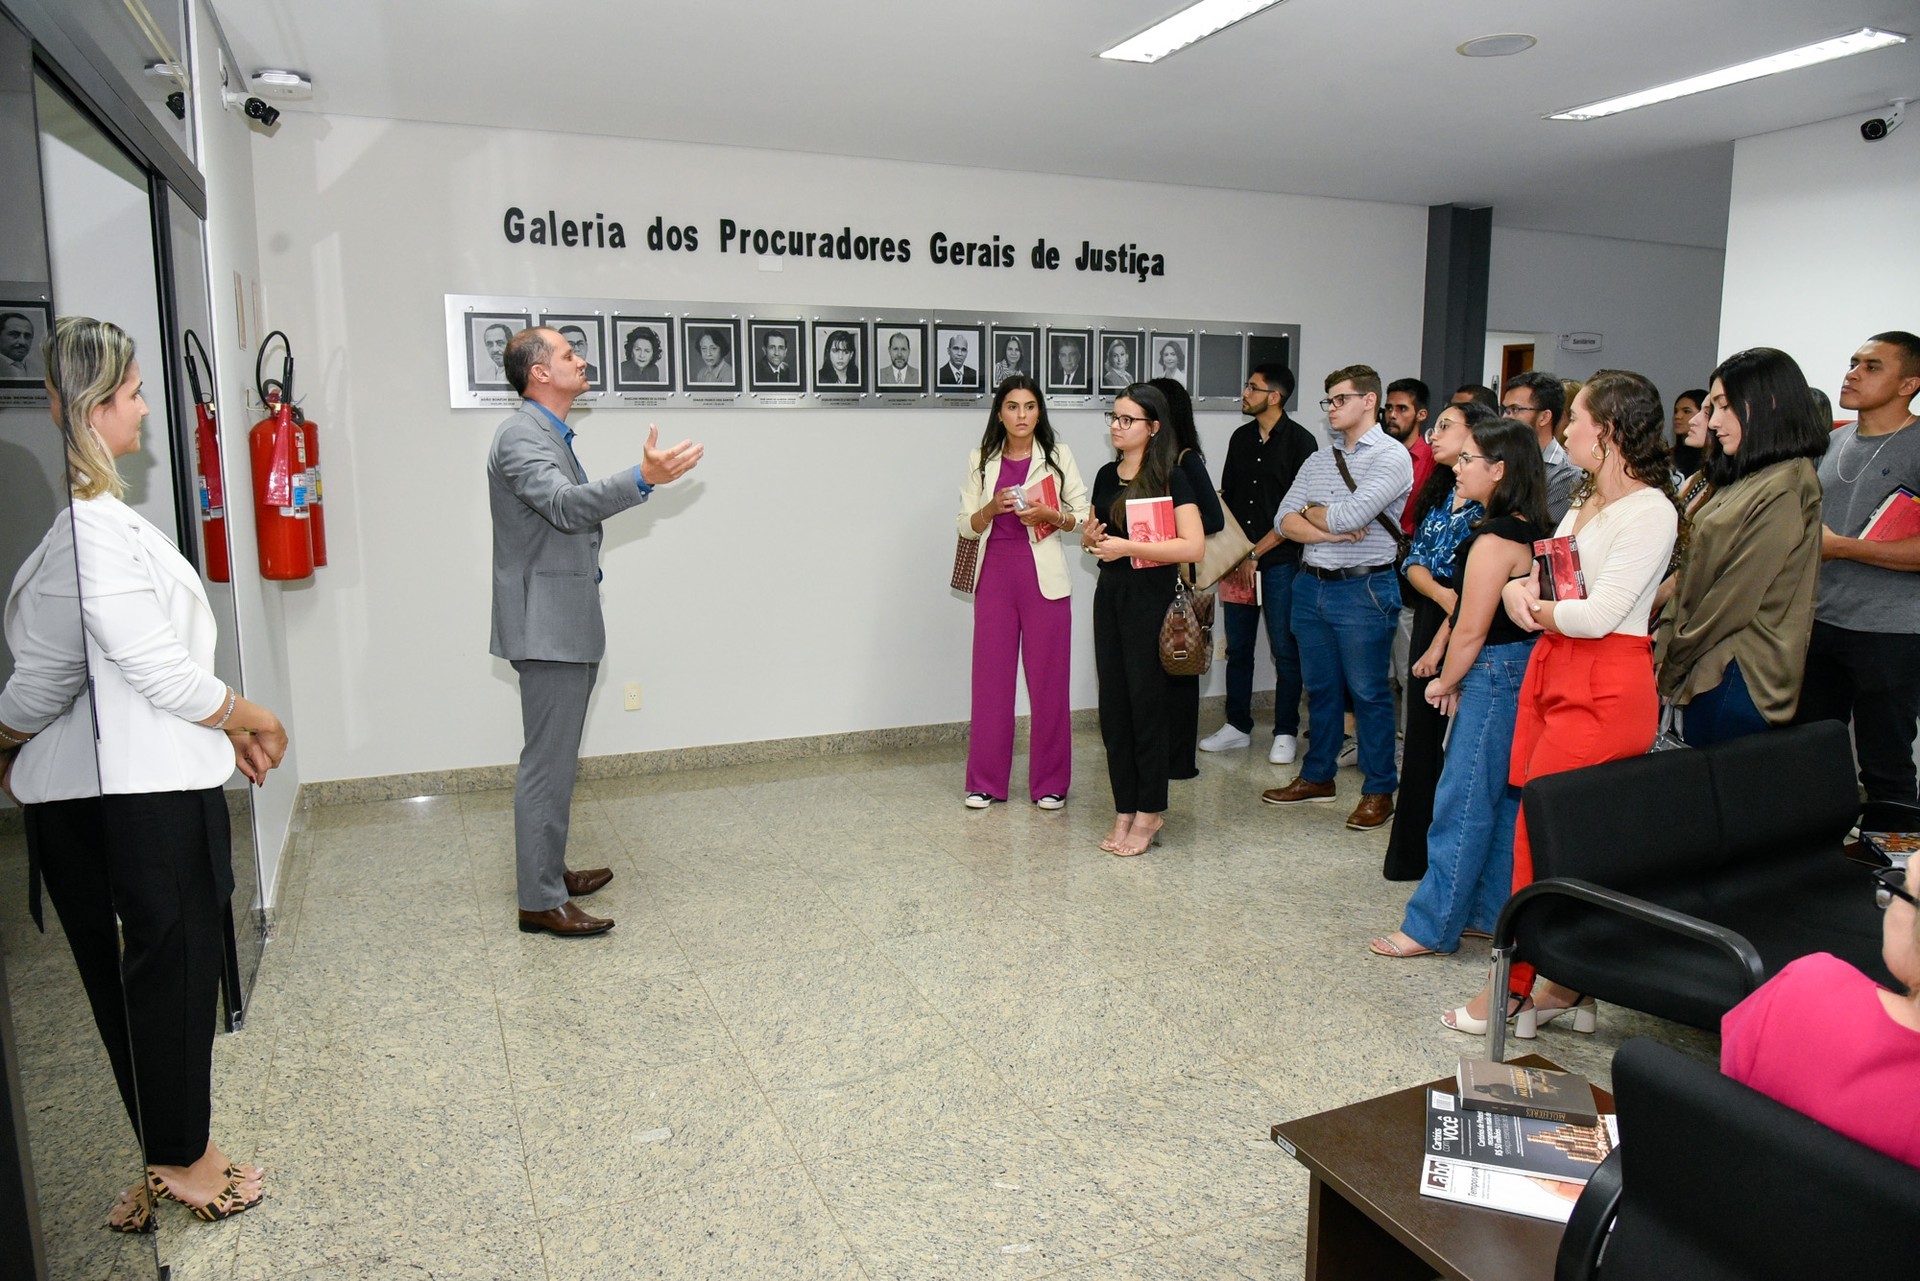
[1486,722,1888,1059]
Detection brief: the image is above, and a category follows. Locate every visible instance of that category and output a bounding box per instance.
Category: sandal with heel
[1517,994,1597,1037]
[1441,992,1531,1036]
[147,1167,263,1223]
[106,1185,154,1234]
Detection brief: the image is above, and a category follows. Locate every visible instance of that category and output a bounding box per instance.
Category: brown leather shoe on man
[517,901,615,937]
[1346,793,1394,830]
[563,867,613,897]
[1261,777,1338,806]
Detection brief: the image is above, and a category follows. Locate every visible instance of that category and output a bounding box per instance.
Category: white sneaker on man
[1268,734,1297,765]
[1337,738,1359,769]
[1199,725,1252,752]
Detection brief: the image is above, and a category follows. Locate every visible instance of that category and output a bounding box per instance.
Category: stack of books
[1418,1058,1615,1222]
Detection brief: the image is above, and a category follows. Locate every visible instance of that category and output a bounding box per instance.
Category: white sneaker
[965,792,996,809]
[1199,725,1252,752]
[1337,739,1359,769]
[1269,734,1298,765]
[1034,794,1066,810]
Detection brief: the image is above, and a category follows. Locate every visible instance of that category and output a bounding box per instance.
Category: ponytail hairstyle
[46,315,135,500]
[1108,382,1179,527]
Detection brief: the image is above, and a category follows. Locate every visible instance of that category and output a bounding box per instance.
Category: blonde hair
[47,315,135,500]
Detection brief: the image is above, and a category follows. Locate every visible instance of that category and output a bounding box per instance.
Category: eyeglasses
[1104,411,1151,429]
[1873,865,1914,911]
[1318,392,1367,411]
[1456,452,1494,467]
[1501,403,1541,416]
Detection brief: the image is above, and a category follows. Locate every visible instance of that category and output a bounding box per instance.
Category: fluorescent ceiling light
[1549,27,1908,121]
[1099,0,1289,65]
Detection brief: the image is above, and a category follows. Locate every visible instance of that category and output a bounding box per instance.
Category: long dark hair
[1703,347,1829,488]
[1414,400,1496,525]
[1573,370,1678,510]
[1149,376,1202,462]
[976,375,1060,481]
[1470,417,1551,529]
[1108,382,1179,526]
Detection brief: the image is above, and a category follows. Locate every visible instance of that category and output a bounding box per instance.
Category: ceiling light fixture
[1549,26,1908,121]
[1098,0,1290,65]
[1457,34,1536,58]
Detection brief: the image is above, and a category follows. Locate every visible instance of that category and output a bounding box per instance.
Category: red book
[1125,495,1175,569]
[1025,473,1061,542]
[1863,487,1920,543]
[1533,536,1587,601]
[1218,569,1259,606]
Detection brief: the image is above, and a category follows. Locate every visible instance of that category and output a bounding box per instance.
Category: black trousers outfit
[1383,593,1450,881]
[1095,564,1178,813]
[1166,672,1200,781]
[24,788,230,1167]
[1797,621,1920,805]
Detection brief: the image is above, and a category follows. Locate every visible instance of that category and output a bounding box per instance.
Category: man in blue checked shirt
[1261,364,1413,831]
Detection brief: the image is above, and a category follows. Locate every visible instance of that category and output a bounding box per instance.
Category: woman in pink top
[1721,863,1920,1168]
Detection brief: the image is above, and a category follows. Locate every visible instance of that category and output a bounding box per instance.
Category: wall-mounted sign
[1559,332,1603,354]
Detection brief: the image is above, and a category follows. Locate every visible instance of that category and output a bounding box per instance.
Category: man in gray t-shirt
[1797,330,1920,806]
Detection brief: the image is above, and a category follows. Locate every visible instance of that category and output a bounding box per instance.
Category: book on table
[1456,1057,1599,1126]
[1025,474,1061,542]
[1418,1088,1618,1222]
[1124,495,1175,569]
[1532,535,1586,600]
[1862,486,1920,543]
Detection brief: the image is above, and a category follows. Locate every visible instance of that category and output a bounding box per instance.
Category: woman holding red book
[1081,383,1205,855]
[955,376,1089,810]
[1444,370,1678,1036]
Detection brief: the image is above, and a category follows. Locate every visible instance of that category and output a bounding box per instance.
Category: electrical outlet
[623,683,643,711]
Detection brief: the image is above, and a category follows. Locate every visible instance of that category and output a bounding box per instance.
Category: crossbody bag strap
[1330,447,1411,553]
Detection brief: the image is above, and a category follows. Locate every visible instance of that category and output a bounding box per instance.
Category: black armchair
[1554,1038,1920,1280]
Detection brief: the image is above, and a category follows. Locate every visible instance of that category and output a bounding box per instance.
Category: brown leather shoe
[563,867,613,897]
[1261,777,1338,806]
[517,901,615,937]
[1346,793,1394,830]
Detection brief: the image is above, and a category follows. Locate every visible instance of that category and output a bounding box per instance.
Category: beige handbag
[1192,502,1254,591]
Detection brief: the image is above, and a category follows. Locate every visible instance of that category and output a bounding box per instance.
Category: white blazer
[0,496,233,803]
[955,444,1091,601]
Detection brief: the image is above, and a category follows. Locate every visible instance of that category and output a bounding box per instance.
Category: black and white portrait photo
[872,323,926,392]
[933,324,985,393]
[682,319,742,392]
[1046,328,1092,395]
[612,317,672,391]
[466,311,529,392]
[988,326,1038,388]
[1098,330,1142,393]
[748,320,805,392]
[1149,332,1193,389]
[540,314,608,393]
[812,320,868,394]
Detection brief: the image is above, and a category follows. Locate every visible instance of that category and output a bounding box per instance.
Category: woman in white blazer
[0,317,287,1231]
[955,376,1088,809]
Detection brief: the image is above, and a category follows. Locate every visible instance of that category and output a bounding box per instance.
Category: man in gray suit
[488,327,703,936]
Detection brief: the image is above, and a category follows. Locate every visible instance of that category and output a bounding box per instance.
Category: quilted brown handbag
[1159,575,1214,676]
[950,534,981,593]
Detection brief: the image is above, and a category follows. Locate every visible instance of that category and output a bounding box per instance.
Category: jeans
[1222,561,1302,737]
[1291,567,1400,794]
[1680,660,1770,748]
[1399,641,1533,951]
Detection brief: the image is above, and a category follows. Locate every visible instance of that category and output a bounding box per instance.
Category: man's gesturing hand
[639,424,705,486]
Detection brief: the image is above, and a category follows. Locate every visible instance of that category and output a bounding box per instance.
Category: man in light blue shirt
[1261,364,1413,830]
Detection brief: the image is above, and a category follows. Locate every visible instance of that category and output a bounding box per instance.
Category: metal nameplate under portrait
[444,294,1300,413]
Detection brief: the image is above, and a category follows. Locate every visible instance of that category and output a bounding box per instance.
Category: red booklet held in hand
[1125,495,1175,569]
[1863,487,1920,543]
[1025,474,1061,542]
[1533,536,1587,601]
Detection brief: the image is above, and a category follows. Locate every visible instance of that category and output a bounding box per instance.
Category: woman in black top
[1150,378,1226,780]
[1082,383,1205,856]
[1371,418,1548,959]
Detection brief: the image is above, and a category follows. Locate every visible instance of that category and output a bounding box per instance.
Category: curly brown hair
[1574,368,1684,561]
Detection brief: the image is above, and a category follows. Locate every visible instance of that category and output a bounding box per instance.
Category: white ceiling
[210,0,1920,250]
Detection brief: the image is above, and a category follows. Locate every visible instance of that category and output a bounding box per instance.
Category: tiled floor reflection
[130,732,1712,1279]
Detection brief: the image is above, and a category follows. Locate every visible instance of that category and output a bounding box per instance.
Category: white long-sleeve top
[0,496,233,802]
[1551,487,1678,639]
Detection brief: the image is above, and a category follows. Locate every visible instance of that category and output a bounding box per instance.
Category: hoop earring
[1591,442,1607,463]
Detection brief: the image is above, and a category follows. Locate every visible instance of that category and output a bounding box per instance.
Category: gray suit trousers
[512,659,598,910]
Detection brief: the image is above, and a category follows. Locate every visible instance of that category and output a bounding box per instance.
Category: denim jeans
[1222,561,1301,737]
[1680,660,1770,748]
[1399,639,1534,951]
[1291,567,1399,793]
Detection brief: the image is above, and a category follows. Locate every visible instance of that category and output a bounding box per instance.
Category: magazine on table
[1423,1089,1616,1183]
[1456,1057,1599,1126]
[1124,495,1176,569]
[1418,1154,1588,1223]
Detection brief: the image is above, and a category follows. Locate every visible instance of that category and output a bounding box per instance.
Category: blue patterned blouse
[1401,493,1483,586]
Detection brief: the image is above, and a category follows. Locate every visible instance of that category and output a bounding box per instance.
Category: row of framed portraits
[445,294,1301,412]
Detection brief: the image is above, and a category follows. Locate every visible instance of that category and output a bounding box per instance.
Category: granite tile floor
[109,732,1711,1278]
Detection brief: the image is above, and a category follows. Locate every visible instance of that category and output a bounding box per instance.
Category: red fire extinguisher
[249,331,313,581]
[182,329,230,582]
[293,402,326,566]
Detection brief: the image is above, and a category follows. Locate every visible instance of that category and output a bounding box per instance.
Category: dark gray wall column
[1420,204,1491,398]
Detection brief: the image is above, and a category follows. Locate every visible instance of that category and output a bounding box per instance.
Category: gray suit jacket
[488,407,648,663]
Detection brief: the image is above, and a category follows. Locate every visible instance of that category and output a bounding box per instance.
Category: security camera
[221,87,281,129]
[1862,99,1905,142]
[165,90,185,119]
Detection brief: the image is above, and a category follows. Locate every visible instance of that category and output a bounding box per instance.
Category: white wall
[192,0,300,900]
[249,115,1429,782]
[1721,113,1920,403]
[1487,227,1724,406]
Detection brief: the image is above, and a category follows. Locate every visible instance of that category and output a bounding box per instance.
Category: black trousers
[1797,621,1920,805]
[1166,673,1200,781]
[1383,594,1450,881]
[25,789,229,1167]
[1095,566,1177,814]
